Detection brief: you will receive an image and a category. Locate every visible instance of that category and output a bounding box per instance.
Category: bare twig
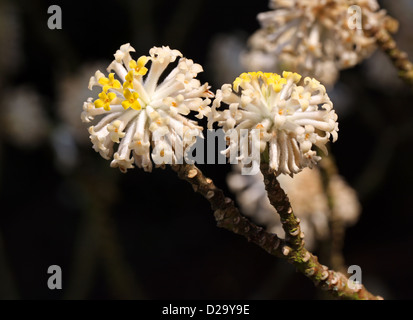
[171,163,381,300]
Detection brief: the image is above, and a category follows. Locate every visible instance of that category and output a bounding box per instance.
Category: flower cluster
[242,0,387,85]
[82,44,213,172]
[208,71,338,176]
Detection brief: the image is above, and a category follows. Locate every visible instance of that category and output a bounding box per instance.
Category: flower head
[242,0,388,86]
[208,71,338,176]
[82,44,213,172]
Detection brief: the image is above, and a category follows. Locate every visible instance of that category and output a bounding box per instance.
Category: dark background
[0,0,412,299]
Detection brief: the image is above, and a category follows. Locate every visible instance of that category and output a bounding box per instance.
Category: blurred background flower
[227,164,361,251]
[0,86,49,148]
[228,165,331,251]
[241,0,387,87]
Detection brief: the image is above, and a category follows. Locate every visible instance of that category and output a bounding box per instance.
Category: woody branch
[171,163,381,300]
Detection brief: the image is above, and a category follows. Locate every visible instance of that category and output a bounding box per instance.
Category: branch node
[321,270,329,281]
[305,267,316,277]
[259,234,267,245]
[289,229,300,237]
[302,251,311,262]
[187,169,198,178]
[206,191,215,199]
[282,246,291,256]
[233,216,241,225]
[214,209,225,221]
[331,273,339,285]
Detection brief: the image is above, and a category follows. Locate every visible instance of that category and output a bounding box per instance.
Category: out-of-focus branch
[370,17,413,88]
[319,155,346,273]
[171,163,381,300]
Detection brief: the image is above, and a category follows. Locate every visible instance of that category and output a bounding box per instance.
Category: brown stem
[171,164,286,257]
[171,163,382,300]
[370,17,413,88]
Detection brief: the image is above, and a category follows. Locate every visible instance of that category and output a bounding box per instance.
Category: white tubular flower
[242,0,387,86]
[209,71,338,176]
[82,44,213,173]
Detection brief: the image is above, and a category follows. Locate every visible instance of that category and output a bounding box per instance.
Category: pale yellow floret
[121,89,141,110]
[94,91,117,111]
[282,71,302,83]
[234,71,290,94]
[233,72,253,92]
[129,56,149,76]
[264,73,287,92]
[123,70,134,89]
[98,73,122,92]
